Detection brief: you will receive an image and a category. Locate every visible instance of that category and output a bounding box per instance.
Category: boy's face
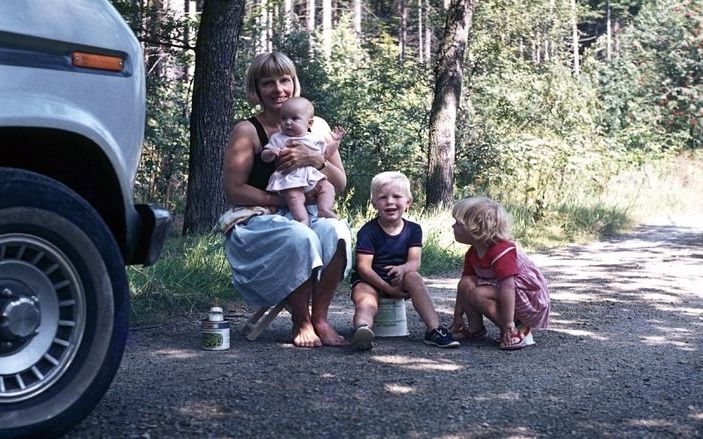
[281,101,313,137]
[372,183,412,223]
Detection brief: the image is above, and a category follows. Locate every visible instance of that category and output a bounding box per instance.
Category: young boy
[350,171,460,351]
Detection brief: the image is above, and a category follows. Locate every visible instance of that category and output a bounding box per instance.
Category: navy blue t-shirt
[350,218,423,285]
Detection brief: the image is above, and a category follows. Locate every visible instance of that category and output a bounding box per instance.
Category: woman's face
[257,74,295,110]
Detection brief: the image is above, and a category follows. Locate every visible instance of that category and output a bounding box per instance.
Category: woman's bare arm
[223,120,283,207]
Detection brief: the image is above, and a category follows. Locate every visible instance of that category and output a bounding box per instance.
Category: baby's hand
[331,126,347,142]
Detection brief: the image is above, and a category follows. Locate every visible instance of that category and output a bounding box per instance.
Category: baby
[261,97,341,225]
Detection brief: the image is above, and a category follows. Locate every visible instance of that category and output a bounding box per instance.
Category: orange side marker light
[71,51,124,72]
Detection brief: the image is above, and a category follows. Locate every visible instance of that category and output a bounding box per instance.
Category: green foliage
[590,0,703,150]
[128,233,234,322]
[111,0,195,213]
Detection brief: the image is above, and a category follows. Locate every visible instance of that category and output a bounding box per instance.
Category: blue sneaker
[424,326,460,348]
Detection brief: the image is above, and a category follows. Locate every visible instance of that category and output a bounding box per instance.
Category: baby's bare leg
[315,180,336,219]
[281,188,309,225]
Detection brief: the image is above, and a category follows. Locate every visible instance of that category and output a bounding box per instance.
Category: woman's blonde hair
[245,52,301,105]
[452,197,512,245]
[370,171,412,200]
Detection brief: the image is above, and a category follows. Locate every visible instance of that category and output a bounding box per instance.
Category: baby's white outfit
[265,132,327,193]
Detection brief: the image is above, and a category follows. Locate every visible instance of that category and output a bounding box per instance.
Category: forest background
[111,0,703,320]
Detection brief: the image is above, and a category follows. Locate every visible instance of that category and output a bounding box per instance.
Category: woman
[223,52,351,348]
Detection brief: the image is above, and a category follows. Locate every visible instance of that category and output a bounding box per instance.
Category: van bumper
[129,204,171,266]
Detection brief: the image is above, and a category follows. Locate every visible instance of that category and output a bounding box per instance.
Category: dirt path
[69,215,703,438]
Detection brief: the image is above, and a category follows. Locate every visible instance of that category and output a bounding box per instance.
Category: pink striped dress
[463,240,550,328]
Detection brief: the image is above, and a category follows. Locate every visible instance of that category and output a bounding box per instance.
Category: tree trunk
[322,0,332,56]
[418,0,424,64]
[606,0,612,60]
[426,0,476,208]
[399,0,407,62]
[306,0,315,32]
[183,0,246,234]
[352,0,362,42]
[424,0,431,65]
[572,0,579,74]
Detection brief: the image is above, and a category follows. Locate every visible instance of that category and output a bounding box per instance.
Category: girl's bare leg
[286,278,321,348]
[466,286,508,330]
[315,180,337,219]
[311,243,348,346]
[351,282,379,328]
[281,188,310,225]
[402,272,439,330]
[458,280,486,333]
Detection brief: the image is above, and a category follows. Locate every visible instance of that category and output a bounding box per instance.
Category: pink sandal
[499,326,535,350]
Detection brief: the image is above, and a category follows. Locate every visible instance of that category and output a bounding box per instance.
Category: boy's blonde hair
[245,52,301,105]
[370,171,412,200]
[452,197,512,245]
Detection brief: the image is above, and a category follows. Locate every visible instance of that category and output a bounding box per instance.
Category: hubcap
[0,234,85,403]
[0,291,41,341]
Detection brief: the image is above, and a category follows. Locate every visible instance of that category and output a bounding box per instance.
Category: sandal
[499,326,535,350]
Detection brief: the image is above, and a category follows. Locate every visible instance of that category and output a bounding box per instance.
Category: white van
[0,1,171,437]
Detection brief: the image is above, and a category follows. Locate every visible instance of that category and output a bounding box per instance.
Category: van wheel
[0,168,128,438]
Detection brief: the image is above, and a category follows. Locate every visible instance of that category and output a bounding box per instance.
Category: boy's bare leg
[351,282,380,328]
[314,180,337,219]
[402,272,439,330]
[312,243,348,346]
[281,188,310,225]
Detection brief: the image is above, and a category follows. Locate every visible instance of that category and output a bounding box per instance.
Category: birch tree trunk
[183,0,246,234]
[572,0,579,75]
[418,0,424,63]
[352,0,362,42]
[424,0,432,65]
[322,0,332,56]
[426,0,477,208]
[399,0,408,62]
[606,0,612,60]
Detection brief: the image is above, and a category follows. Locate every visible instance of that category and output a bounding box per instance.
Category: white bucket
[373,298,409,337]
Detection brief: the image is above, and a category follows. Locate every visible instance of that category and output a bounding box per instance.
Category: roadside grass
[128,153,703,324]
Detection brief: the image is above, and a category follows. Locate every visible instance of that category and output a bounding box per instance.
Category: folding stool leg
[244,301,286,341]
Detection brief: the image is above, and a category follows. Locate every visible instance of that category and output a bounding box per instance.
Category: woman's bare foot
[292,321,322,348]
[314,320,349,346]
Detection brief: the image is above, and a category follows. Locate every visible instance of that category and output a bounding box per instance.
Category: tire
[0,168,129,438]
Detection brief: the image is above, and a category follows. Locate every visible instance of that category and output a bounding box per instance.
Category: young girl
[450,197,550,350]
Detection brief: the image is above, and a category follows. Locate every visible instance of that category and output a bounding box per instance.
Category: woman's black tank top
[247,117,277,191]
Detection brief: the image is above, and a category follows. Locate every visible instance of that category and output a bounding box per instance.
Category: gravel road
[68,215,703,438]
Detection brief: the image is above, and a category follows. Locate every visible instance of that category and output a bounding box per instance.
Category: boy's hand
[385,265,407,286]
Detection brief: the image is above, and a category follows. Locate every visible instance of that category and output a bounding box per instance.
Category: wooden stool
[240,301,287,341]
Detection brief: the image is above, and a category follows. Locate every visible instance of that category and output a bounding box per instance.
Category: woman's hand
[277,141,324,174]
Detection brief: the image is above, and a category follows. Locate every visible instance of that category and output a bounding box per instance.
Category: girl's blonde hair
[245,52,301,105]
[370,171,412,200]
[452,197,512,245]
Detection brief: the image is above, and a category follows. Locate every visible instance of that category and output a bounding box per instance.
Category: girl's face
[452,220,476,246]
[372,183,411,223]
[257,74,295,110]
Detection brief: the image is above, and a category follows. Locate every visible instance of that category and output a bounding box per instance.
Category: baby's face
[281,105,312,137]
